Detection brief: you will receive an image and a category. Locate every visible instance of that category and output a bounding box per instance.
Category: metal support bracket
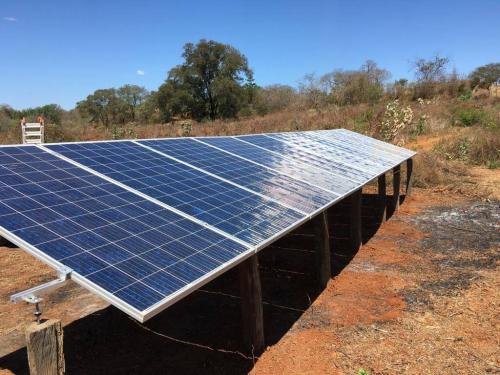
[10,267,72,304]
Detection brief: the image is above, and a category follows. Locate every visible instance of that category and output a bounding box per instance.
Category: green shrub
[455,108,485,127]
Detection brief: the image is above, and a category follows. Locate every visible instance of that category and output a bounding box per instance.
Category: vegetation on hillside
[1,40,498,192]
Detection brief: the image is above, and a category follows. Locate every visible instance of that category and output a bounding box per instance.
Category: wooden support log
[393,165,401,211]
[25,319,65,375]
[238,255,265,354]
[312,211,331,290]
[406,158,414,197]
[349,188,362,251]
[377,173,387,223]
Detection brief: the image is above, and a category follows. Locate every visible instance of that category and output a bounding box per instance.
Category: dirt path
[1,188,498,374]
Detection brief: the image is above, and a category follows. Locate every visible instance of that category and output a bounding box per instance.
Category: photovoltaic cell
[139,138,339,214]
[0,146,250,317]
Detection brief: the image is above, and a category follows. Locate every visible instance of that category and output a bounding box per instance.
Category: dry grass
[434,127,499,169]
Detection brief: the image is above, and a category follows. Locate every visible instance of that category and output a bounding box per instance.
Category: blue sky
[1,0,499,110]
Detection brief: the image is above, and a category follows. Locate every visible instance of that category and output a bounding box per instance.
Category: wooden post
[349,189,362,251]
[239,255,264,354]
[312,211,331,290]
[26,319,65,375]
[377,173,387,223]
[406,158,414,197]
[393,165,401,211]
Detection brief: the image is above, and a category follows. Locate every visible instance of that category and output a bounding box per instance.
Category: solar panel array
[0,129,415,321]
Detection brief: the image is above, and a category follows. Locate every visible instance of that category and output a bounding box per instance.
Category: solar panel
[45,141,306,247]
[139,138,339,214]
[1,129,416,322]
[0,145,251,321]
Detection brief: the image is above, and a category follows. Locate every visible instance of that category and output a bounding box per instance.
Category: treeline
[1,39,499,131]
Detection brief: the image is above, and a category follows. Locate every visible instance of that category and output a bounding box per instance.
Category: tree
[117,85,149,121]
[254,85,297,115]
[469,63,500,88]
[299,73,329,109]
[157,39,254,121]
[413,55,450,98]
[320,60,390,105]
[413,55,449,82]
[362,59,391,85]
[76,88,124,127]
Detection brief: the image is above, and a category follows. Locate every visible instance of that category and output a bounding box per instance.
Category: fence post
[312,211,331,290]
[239,255,265,354]
[26,319,65,375]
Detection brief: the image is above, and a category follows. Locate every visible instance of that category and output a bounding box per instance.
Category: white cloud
[3,17,18,22]
[136,69,145,76]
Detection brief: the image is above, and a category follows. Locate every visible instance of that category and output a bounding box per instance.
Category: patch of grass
[434,127,499,168]
[412,151,470,188]
[455,108,485,127]
[451,102,498,130]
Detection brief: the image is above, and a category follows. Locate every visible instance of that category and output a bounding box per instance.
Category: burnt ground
[0,188,499,374]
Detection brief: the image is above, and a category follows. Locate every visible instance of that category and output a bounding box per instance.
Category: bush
[434,128,499,168]
[455,108,485,126]
[412,151,469,188]
[380,100,413,143]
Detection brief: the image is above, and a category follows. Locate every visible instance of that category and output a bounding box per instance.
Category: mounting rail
[10,267,72,304]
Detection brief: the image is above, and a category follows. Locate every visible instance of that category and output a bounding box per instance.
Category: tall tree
[76,89,123,127]
[157,39,254,121]
[412,55,450,98]
[413,55,449,82]
[469,63,500,88]
[117,85,149,121]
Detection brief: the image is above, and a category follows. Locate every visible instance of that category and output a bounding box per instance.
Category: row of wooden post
[25,158,413,373]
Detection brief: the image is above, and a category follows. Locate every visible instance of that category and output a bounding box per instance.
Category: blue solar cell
[116,257,159,279]
[0,213,37,230]
[13,226,59,245]
[114,283,164,312]
[141,248,179,269]
[44,219,86,236]
[142,271,187,296]
[167,261,205,283]
[37,239,84,260]
[270,132,395,174]
[46,141,306,246]
[87,267,135,293]
[63,252,108,276]
[89,244,133,264]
